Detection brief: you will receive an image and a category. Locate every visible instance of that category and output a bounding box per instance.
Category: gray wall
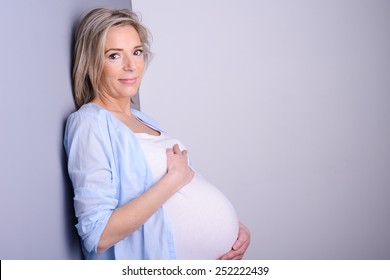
[0,0,131,259]
[133,0,390,259]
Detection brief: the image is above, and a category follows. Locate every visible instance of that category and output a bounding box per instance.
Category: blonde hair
[72,8,151,108]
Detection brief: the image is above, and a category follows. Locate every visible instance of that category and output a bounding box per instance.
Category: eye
[108,53,120,60]
[134,49,144,56]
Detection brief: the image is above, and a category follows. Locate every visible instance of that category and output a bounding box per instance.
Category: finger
[166,148,174,159]
[232,237,244,251]
[228,253,244,260]
[166,147,173,154]
[232,232,245,251]
[233,223,250,250]
[233,235,250,251]
[219,250,243,260]
[219,247,237,260]
[219,252,231,260]
[172,144,180,154]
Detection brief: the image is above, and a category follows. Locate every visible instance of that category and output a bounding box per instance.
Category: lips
[118,77,138,85]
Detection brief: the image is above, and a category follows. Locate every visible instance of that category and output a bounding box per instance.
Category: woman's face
[98,25,145,102]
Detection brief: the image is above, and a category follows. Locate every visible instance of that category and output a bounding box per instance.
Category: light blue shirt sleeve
[64,110,118,254]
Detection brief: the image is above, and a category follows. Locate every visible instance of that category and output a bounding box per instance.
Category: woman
[64,7,250,260]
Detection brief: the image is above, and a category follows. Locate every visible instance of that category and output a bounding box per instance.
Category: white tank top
[135,132,239,259]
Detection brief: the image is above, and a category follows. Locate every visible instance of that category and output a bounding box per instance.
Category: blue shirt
[64,103,176,259]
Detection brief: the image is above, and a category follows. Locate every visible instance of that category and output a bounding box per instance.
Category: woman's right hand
[165,144,194,191]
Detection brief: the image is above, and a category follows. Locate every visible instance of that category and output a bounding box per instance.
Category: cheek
[99,68,115,89]
[136,58,145,72]
[138,62,144,69]
[102,64,117,78]
[101,66,121,87]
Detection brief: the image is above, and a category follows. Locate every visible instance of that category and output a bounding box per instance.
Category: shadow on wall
[57,15,83,259]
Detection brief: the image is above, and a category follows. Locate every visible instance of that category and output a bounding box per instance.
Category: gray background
[133,0,390,259]
[0,0,132,259]
[1,0,389,260]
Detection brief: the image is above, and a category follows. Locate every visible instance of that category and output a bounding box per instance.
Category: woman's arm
[97,144,194,253]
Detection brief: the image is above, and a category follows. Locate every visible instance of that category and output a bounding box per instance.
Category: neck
[92,95,132,116]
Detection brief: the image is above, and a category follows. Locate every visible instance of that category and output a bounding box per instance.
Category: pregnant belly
[163,174,239,260]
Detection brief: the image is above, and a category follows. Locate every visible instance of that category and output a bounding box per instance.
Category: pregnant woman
[64,7,250,260]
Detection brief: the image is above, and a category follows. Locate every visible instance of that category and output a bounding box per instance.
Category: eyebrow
[105,45,144,54]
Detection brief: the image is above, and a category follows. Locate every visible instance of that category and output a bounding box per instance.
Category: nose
[123,55,136,71]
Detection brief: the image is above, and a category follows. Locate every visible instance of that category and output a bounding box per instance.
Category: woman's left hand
[218,222,251,260]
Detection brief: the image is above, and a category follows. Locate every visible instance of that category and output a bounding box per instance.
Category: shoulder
[65,103,117,134]
[67,103,108,123]
[64,103,112,144]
